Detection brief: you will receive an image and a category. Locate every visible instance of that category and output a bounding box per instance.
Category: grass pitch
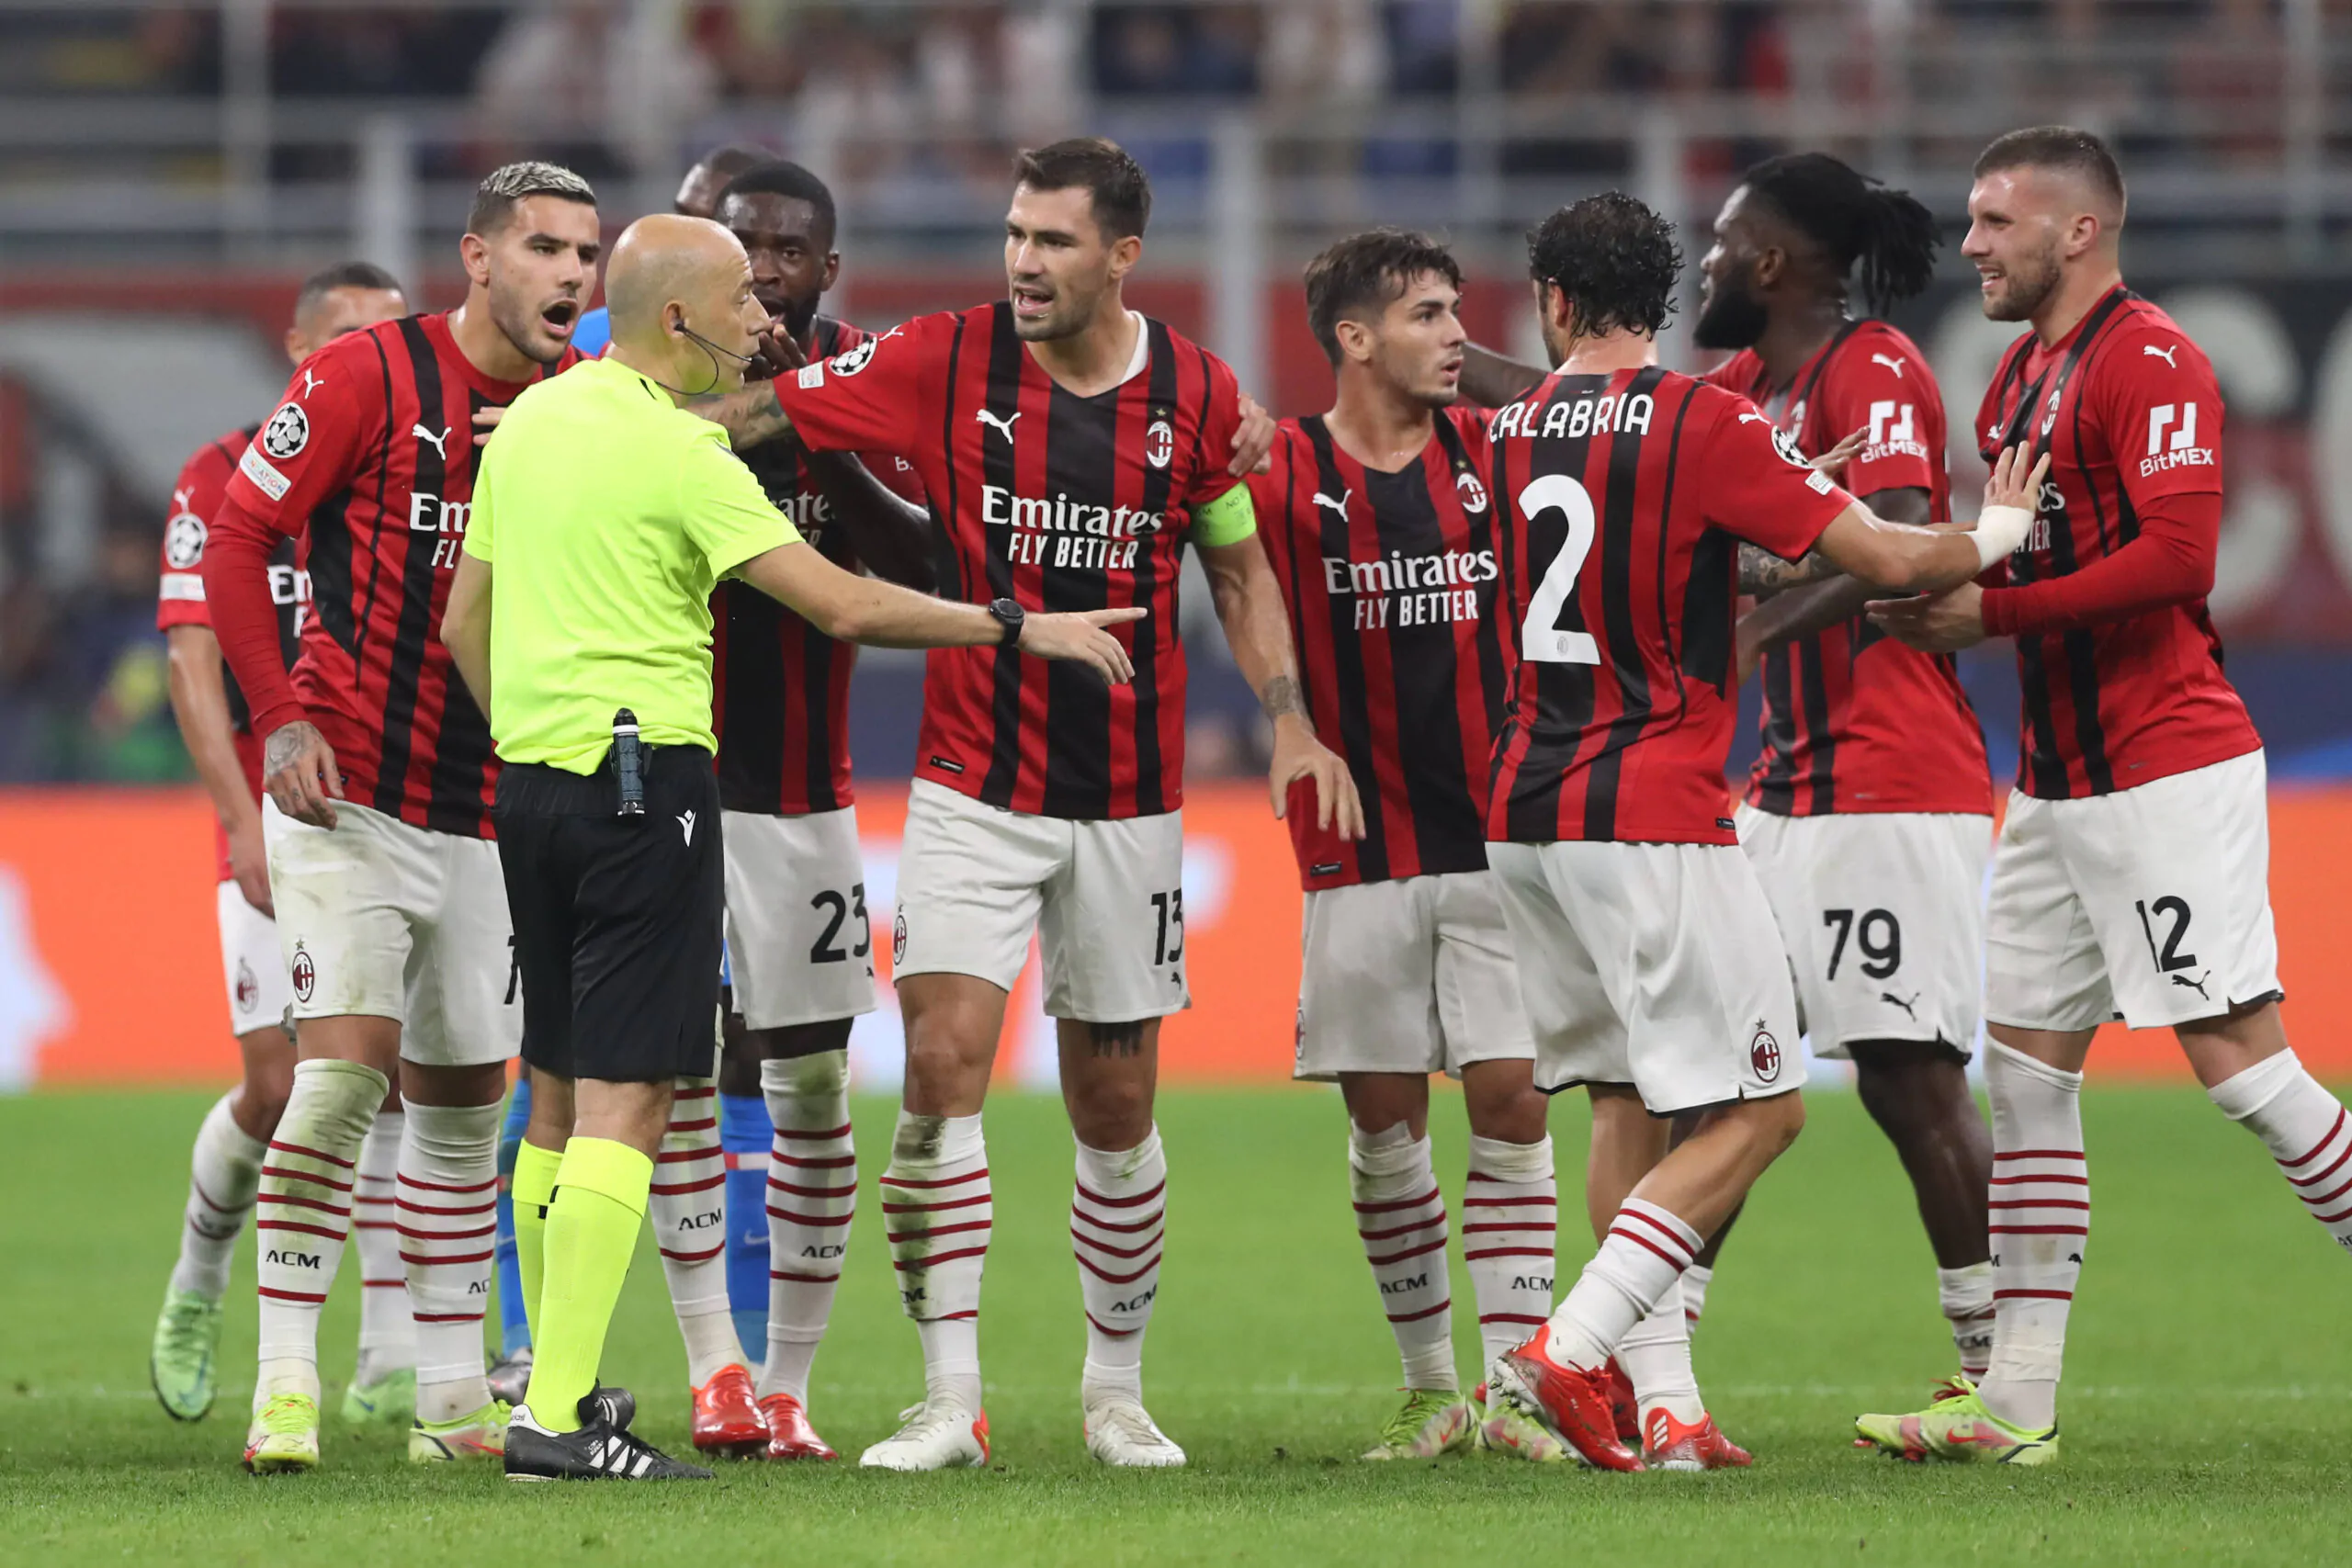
[5,1084,2350,1566]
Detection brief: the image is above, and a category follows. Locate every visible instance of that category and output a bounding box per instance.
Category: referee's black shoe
[505,1390,711,1482]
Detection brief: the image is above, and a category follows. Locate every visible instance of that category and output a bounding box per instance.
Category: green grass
[5,1086,2350,1566]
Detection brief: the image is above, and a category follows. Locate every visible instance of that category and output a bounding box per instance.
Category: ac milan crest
[892,910,909,966]
[1455,468,1488,513]
[1748,1022,1781,1084]
[290,945,316,1003]
[234,959,258,1012]
[1145,417,1174,470]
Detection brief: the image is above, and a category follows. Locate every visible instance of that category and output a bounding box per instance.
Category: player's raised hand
[1019,606,1148,685]
[264,719,345,829]
[1271,720,1367,841]
[1811,426,1868,479]
[1227,394,1278,477]
[472,405,503,446]
[753,319,808,378]
[1983,443,2052,514]
[1868,582,1987,653]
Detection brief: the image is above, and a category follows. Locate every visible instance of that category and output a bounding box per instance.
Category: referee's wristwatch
[987,596,1025,646]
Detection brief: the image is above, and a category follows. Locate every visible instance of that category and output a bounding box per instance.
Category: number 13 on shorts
[1150,888,1184,971]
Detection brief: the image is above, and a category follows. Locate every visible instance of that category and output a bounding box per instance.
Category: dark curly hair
[1525,192,1681,338]
[1303,228,1463,367]
[1741,152,1939,315]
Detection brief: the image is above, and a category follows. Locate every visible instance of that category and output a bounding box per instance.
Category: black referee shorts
[495,745,722,1085]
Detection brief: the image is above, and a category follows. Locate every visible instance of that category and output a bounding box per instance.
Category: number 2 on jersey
[1517,473,1600,665]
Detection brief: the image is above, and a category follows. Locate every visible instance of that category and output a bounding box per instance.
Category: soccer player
[706,157,934,1461]
[1247,230,1556,1461]
[567,143,767,358]
[719,136,1353,1469]
[1687,153,2001,1384]
[149,263,411,1427]
[1472,192,2043,1471]
[1856,127,2344,1465]
[201,162,601,1472]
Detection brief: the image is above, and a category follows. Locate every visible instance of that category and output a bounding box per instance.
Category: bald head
[605,214,765,396]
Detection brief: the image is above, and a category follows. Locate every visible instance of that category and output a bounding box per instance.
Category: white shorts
[722,807,879,1030]
[1487,839,1803,1114]
[1295,871,1535,1081]
[1984,749,2280,1033]
[217,880,293,1039]
[891,779,1189,1022]
[1736,806,1992,1059]
[261,796,521,1066]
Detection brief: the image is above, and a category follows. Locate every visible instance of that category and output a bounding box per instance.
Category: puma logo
[413,423,451,459]
[2143,344,2178,368]
[1881,990,1921,1021]
[173,486,194,512]
[1312,490,1351,518]
[1871,353,1907,378]
[300,369,323,399]
[975,409,1021,442]
[2171,970,2211,999]
[1739,412,1770,426]
[677,809,696,846]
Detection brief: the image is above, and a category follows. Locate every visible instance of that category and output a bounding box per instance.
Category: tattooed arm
[1736,486,1936,682]
[688,377,796,451]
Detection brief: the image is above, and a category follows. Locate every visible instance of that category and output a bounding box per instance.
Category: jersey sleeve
[220,343,382,537]
[1182,350,1248,510]
[157,442,235,631]
[1826,334,1940,501]
[1693,388,1854,559]
[773,313,946,457]
[680,425,801,575]
[2098,323,2224,505]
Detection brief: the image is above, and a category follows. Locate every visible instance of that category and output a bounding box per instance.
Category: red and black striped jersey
[216,311,580,837]
[1974,287,2258,798]
[1487,366,1854,846]
[711,318,926,817]
[776,303,1245,820]
[156,423,307,744]
[1250,407,1510,889]
[1706,321,1993,818]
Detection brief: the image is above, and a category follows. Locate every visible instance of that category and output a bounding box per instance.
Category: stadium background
[0,0,2347,1095]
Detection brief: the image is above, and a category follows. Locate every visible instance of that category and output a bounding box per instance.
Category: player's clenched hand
[264,720,345,829]
[1868,582,1986,653]
[472,405,503,446]
[227,817,275,917]
[1271,719,1366,840]
[1017,606,1148,685]
[1227,394,1277,477]
[1811,426,1867,479]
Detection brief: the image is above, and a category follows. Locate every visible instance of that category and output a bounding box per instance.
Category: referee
[440,212,1144,1483]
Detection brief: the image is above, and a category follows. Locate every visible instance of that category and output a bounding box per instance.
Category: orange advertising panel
[0,783,2345,1088]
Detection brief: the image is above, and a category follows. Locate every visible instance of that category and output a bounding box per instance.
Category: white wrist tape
[1972,504,2034,571]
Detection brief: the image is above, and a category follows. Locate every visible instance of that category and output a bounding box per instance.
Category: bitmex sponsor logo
[1322,548,1497,630]
[980,484,1165,570]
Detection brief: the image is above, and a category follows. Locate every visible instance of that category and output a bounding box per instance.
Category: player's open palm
[1020,606,1148,685]
[1272,728,1366,842]
[1982,443,2052,516]
[1811,426,1868,480]
[264,719,345,829]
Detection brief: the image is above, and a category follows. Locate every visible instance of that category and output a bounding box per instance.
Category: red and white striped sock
[757,1051,855,1404]
[882,1110,989,1410]
[1349,1124,1453,1389]
[1462,1133,1556,1367]
[254,1058,386,1403]
[650,1077,741,1384]
[1939,1262,1996,1380]
[351,1108,414,1383]
[1541,1198,1702,1372]
[396,1100,499,1424]
[1680,1263,1714,1331]
[2207,1050,2352,1251]
[170,1093,265,1300]
[1978,1040,2086,1432]
[1619,1277,1703,1425]
[1073,1128,1168,1404]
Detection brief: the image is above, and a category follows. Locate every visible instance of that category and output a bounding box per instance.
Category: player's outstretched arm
[441,552,493,714]
[164,625,273,916]
[1734,486,1935,682]
[1195,527,1366,842]
[734,542,1143,683]
[1459,343,1549,409]
[1814,446,2047,597]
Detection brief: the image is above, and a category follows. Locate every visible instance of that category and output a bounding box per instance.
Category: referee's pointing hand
[1019,605,1148,685]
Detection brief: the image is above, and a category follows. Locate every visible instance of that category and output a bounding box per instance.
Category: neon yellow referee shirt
[465,355,800,773]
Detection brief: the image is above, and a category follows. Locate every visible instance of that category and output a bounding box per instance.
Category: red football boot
[1642,1406,1753,1471]
[1604,1358,1641,1444]
[1487,1326,1644,1472]
[756,1393,839,1461]
[690,1365,770,1458]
